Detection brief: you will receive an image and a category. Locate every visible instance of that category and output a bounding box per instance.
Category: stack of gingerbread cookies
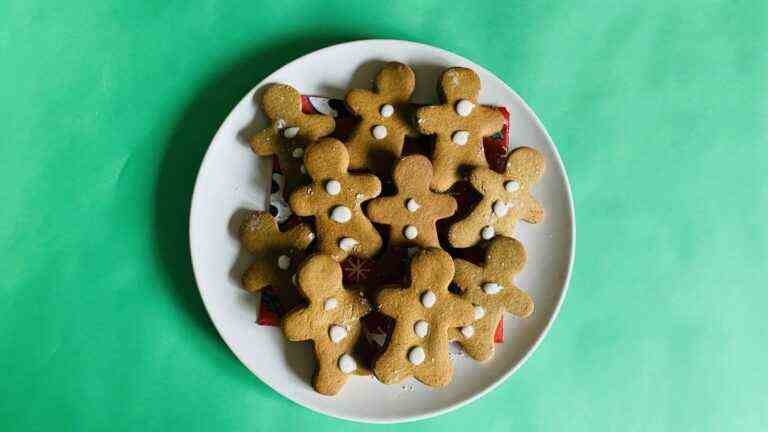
[239,63,544,395]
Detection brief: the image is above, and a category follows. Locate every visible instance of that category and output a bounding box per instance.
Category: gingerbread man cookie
[289,138,383,261]
[367,155,457,249]
[374,248,475,387]
[240,211,315,296]
[448,146,545,248]
[415,67,505,192]
[282,254,372,395]
[345,62,418,174]
[250,84,335,194]
[449,237,533,361]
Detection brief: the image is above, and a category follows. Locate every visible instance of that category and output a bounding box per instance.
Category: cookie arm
[302,114,336,140]
[284,223,316,250]
[350,173,382,200]
[503,285,535,317]
[282,307,316,341]
[415,106,452,135]
[520,194,544,224]
[475,106,505,137]
[288,185,316,217]
[452,259,481,293]
[249,128,280,156]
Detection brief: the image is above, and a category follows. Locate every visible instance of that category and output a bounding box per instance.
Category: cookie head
[439,67,481,103]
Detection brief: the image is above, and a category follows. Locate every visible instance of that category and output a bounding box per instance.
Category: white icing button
[329,325,348,343]
[274,119,286,129]
[277,255,290,270]
[421,291,436,308]
[456,99,475,117]
[338,354,357,374]
[372,125,388,140]
[481,226,495,240]
[380,104,394,118]
[307,232,315,242]
[406,198,420,213]
[505,180,520,192]
[483,282,503,295]
[474,305,486,320]
[492,200,509,217]
[356,193,365,201]
[300,164,306,174]
[452,130,470,146]
[324,298,338,311]
[403,225,418,240]
[283,126,299,138]
[408,346,426,365]
[330,206,352,223]
[414,320,429,338]
[460,325,475,339]
[325,179,341,195]
[291,273,298,286]
[292,147,304,158]
[339,237,358,251]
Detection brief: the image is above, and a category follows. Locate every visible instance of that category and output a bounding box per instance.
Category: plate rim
[189,38,576,424]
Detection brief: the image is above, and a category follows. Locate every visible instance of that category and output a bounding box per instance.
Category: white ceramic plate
[189,40,574,423]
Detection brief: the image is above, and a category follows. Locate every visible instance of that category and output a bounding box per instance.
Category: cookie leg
[313,352,351,396]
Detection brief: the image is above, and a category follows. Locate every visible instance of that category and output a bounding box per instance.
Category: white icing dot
[372,125,388,139]
[329,325,348,343]
[291,273,297,285]
[481,226,495,240]
[380,104,394,118]
[338,354,357,374]
[408,346,426,365]
[505,180,520,192]
[356,193,365,201]
[493,200,509,217]
[414,320,429,338]
[324,298,338,311]
[325,179,341,195]
[474,305,486,320]
[292,147,304,158]
[307,232,315,242]
[460,325,475,339]
[277,255,290,270]
[483,282,503,295]
[452,130,470,145]
[406,198,420,212]
[456,99,475,117]
[339,237,358,251]
[300,164,306,174]
[330,206,352,223]
[404,225,418,240]
[283,126,299,138]
[421,291,436,308]
[275,119,286,129]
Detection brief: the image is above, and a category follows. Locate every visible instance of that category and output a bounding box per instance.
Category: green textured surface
[2,1,767,430]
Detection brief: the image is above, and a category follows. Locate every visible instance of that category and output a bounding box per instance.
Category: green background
[2,1,766,430]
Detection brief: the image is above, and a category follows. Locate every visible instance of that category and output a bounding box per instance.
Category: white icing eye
[492,201,509,217]
[408,346,426,365]
[330,206,352,223]
[482,282,503,295]
[277,255,290,270]
[505,180,520,192]
[292,147,304,158]
[324,298,338,311]
[325,179,341,195]
[338,354,357,374]
[460,325,475,339]
[403,225,418,240]
[339,237,358,251]
[481,226,495,240]
[329,325,348,343]
[283,126,299,138]
[473,305,485,320]
[452,130,469,145]
[380,104,394,118]
[455,99,475,117]
[414,320,429,338]
[274,119,286,129]
[372,125,388,139]
[406,198,420,212]
[421,291,436,308]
